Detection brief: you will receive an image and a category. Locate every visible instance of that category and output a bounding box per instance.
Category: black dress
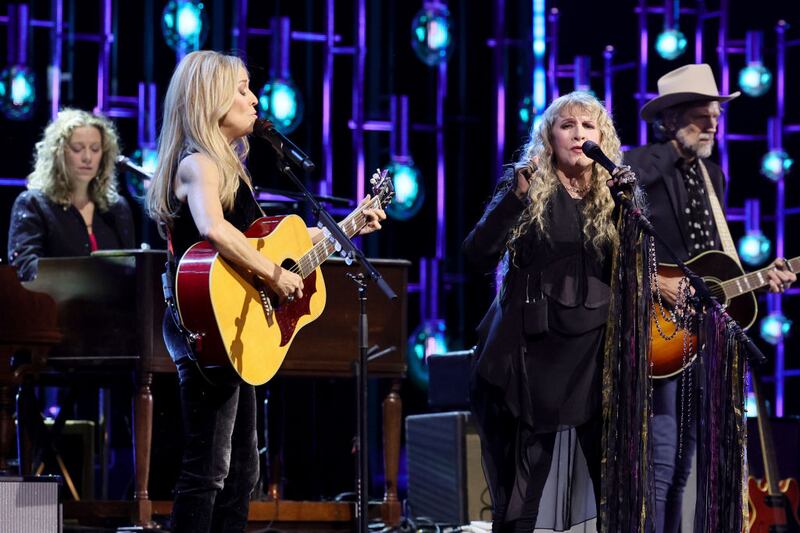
[464,173,611,531]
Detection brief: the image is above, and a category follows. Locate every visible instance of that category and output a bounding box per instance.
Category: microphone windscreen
[581,140,616,173]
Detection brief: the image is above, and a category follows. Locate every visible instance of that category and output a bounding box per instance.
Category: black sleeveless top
[170,176,262,263]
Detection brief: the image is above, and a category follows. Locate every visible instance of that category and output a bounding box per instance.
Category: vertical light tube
[638,0,649,145]
[432,58,447,319]
[96,0,112,112]
[232,0,248,57]
[694,3,704,63]
[532,0,546,126]
[603,46,614,113]
[18,4,29,64]
[573,55,591,92]
[353,0,366,202]
[493,0,505,179]
[718,0,730,191]
[49,0,64,118]
[320,0,335,196]
[547,8,559,101]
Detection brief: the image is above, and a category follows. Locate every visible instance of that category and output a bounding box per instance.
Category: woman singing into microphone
[145,50,385,533]
[464,91,626,532]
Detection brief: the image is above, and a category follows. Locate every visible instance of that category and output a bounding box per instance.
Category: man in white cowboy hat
[625,64,795,533]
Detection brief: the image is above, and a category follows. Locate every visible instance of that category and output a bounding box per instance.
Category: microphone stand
[273,157,397,533]
[612,186,766,366]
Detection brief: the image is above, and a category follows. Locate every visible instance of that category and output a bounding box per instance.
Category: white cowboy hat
[640,63,740,122]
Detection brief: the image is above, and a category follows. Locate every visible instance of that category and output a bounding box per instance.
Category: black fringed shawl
[600,194,748,532]
[694,307,748,531]
[600,194,654,532]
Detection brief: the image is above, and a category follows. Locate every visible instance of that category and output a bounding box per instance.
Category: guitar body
[748,471,800,532]
[176,214,326,385]
[650,250,757,379]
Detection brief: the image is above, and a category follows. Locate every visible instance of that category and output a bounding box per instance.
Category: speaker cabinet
[0,476,61,532]
[405,411,490,524]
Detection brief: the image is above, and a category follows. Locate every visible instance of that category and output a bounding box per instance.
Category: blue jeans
[653,375,697,533]
[166,311,259,533]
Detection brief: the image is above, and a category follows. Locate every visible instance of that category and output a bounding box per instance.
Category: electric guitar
[175,170,394,385]
[649,251,799,379]
[747,366,800,532]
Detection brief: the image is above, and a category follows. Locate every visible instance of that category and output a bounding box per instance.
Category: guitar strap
[697,159,742,268]
[161,224,202,355]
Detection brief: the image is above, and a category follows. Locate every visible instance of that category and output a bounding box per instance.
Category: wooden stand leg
[15,381,35,476]
[0,383,14,473]
[132,371,155,527]
[381,379,402,526]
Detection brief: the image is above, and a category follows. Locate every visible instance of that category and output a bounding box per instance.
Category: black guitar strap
[161,223,202,357]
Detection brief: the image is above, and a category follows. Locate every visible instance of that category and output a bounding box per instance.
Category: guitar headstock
[370,168,394,208]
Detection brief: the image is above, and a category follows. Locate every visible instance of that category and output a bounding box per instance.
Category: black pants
[169,358,259,533]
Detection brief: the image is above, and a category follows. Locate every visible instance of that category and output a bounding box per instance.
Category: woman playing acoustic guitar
[145,50,385,533]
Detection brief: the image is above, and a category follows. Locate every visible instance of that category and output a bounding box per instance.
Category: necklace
[564,180,590,196]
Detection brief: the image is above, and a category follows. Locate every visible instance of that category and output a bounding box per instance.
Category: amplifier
[0,476,61,532]
[405,411,490,524]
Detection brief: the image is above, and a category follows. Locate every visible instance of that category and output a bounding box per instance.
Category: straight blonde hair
[27,108,121,211]
[146,50,251,227]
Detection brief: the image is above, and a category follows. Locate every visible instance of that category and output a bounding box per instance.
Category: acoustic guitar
[747,366,800,532]
[649,251,799,379]
[175,170,394,385]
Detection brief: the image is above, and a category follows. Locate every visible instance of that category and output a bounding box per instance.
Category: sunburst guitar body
[649,251,799,379]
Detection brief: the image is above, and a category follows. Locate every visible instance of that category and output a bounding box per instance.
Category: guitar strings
[284,198,378,279]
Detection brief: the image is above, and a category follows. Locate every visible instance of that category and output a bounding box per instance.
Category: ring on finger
[287,295,295,302]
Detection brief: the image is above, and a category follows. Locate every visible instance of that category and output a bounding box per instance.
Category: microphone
[581,140,638,197]
[581,140,619,174]
[116,155,153,179]
[253,118,316,174]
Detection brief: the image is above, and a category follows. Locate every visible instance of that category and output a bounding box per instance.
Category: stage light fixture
[410,2,454,66]
[408,319,448,389]
[738,232,771,266]
[760,313,791,345]
[655,28,688,60]
[739,65,772,97]
[760,149,793,181]
[518,95,533,130]
[258,78,304,134]
[385,159,424,221]
[0,65,36,120]
[738,31,772,97]
[162,0,208,55]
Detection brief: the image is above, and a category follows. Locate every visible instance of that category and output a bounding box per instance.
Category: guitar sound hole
[705,279,727,303]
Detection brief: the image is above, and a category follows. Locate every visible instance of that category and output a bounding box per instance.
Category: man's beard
[675,129,714,159]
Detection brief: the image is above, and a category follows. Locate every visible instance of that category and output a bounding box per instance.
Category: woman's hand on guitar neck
[358,194,386,235]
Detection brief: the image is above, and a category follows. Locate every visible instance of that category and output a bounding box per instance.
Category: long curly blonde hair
[27,108,121,211]
[510,91,621,257]
[146,50,251,227]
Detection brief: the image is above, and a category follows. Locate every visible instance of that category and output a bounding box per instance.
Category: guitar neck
[295,197,381,278]
[752,368,783,496]
[721,256,800,299]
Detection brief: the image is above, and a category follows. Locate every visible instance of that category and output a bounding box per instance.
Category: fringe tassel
[600,199,654,533]
[694,307,747,532]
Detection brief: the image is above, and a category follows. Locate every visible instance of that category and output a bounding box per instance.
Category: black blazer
[624,141,725,263]
[7,190,136,281]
